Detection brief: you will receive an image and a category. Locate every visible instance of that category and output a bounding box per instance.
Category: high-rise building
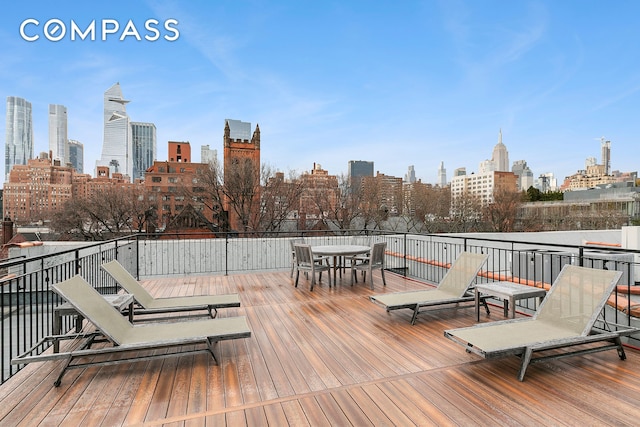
[3,154,73,224]
[5,96,33,181]
[512,160,534,191]
[438,161,447,187]
[453,167,466,177]
[362,172,404,215]
[479,159,495,174]
[201,144,217,164]
[98,83,132,180]
[131,121,156,181]
[299,163,339,226]
[67,139,84,173]
[492,129,509,172]
[601,138,611,175]
[536,173,558,192]
[404,165,416,184]
[450,171,518,207]
[48,104,67,164]
[348,160,374,191]
[348,160,374,179]
[225,119,252,141]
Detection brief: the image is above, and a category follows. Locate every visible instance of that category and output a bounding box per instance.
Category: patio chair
[444,265,638,381]
[369,251,489,325]
[293,243,331,291]
[12,275,251,387]
[351,241,387,289]
[101,260,240,319]
[289,237,305,277]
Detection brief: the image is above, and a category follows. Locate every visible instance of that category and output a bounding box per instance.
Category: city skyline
[1,1,639,185]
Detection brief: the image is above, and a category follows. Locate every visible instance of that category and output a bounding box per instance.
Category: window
[152,176,162,182]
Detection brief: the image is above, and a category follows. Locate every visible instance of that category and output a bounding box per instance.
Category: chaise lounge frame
[12,275,251,387]
[444,265,638,381]
[369,251,489,325]
[101,260,240,319]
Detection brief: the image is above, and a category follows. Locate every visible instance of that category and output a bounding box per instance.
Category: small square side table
[474,282,546,322]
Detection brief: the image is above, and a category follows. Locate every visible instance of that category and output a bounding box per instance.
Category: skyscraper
[348,160,374,191]
[492,129,509,172]
[5,96,33,181]
[48,104,67,164]
[512,160,534,191]
[131,121,156,181]
[67,139,84,173]
[438,161,447,187]
[225,119,252,141]
[601,138,611,175]
[99,83,132,179]
[404,165,416,184]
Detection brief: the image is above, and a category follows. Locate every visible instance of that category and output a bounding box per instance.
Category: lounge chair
[444,265,638,381]
[12,275,251,387]
[370,251,489,325]
[101,260,240,318]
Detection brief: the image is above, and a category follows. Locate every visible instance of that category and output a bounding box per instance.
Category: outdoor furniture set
[369,251,638,380]
[11,244,639,386]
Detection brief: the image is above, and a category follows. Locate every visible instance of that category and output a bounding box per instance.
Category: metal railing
[2,230,640,384]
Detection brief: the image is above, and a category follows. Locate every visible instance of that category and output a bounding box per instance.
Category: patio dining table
[311,244,371,283]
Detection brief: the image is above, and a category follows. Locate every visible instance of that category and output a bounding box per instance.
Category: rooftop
[1,269,639,425]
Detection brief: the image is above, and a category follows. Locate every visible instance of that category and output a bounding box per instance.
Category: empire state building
[492,129,509,172]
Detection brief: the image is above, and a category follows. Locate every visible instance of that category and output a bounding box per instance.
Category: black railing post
[74,249,81,275]
[578,246,584,267]
[135,235,140,278]
[403,233,407,277]
[225,232,229,276]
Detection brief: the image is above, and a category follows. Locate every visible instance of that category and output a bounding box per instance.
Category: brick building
[144,141,220,232]
[223,120,261,231]
[298,163,339,227]
[3,154,138,225]
[3,154,73,224]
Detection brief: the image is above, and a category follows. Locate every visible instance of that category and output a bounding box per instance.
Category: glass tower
[49,104,68,164]
[225,119,252,141]
[5,96,33,181]
[131,122,156,181]
[67,139,84,173]
[99,83,132,179]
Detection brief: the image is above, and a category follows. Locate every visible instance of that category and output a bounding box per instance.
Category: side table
[474,282,546,322]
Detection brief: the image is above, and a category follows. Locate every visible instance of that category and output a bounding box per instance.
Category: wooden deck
[2,269,640,426]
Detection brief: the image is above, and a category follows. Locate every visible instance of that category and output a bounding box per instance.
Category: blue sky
[1,1,639,185]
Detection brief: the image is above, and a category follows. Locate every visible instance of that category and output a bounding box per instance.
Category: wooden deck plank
[383,379,456,426]
[281,399,312,426]
[262,402,289,426]
[297,395,332,427]
[331,388,378,426]
[313,392,353,426]
[2,270,640,426]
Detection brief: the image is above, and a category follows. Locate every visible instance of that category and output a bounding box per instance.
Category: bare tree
[449,191,483,232]
[483,188,524,232]
[51,186,155,240]
[359,176,387,230]
[258,166,305,232]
